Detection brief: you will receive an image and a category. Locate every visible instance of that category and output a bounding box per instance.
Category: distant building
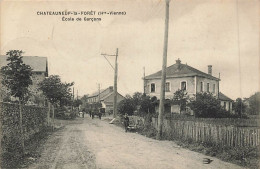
[85,86,125,113]
[0,55,48,105]
[219,92,233,112]
[144,59,232,114]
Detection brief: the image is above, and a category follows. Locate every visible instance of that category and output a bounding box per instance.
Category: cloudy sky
[1,0,259,99]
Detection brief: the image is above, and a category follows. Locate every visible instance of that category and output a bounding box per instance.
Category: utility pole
[98,83,101,102]
[113,48,118,118]
[72,87,74,111]
[101,48,118,118]
[143,67,146,94]
[157,0,170,140]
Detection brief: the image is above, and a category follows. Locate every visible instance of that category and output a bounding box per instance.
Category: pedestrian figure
[124,113,129,132]
[82,111,84,118]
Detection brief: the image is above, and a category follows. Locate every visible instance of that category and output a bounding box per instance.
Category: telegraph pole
[143,67,146,94]
[98,83,101,102]
[101,48,118,118]
[113,48,118,118]
[157,0,170,140]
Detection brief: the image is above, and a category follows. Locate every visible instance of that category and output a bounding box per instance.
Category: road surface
[27,116,245,169]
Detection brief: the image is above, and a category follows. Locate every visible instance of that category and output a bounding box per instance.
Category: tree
[38,75,74,107]
[73,99,82,108]
[132,92,143,106]
[189,92,226,118]
[39,75,74,127]
[117,96,135,116]
[0,50,32,102]
[139,95,156,116]
[247,92,260,115]
[173,89,189,113]
[0,50,33,154]
[233,98,247,117]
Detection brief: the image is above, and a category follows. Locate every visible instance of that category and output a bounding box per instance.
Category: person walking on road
[124,113,129,132]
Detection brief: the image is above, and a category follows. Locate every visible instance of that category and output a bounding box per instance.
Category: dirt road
[27,116,245,169]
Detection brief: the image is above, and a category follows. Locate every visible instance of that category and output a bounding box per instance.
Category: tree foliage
[0,50,32,101]
[247,92,260,115]
[117,93,157,116]
[117,96,135,116]
[173,89,189,112]
[233,98,247,116]
[38,75,74,106]
[189,92,227,118]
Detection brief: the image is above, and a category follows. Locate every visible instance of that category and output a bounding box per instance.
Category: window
[151,83,155,93]
[181,81,187,90]
[200,82,203,92]
[207,83,210,92]
[213,84,216,93]
[224,102,226,108]
[165,82,170,92]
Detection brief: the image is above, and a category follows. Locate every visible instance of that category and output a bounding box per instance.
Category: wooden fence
[152,118,260,147]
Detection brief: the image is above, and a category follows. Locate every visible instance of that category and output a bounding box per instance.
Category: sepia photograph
[0,0,259,168]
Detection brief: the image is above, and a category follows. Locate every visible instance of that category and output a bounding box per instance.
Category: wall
[145,76,195,99]
[145,76,219,99]
[0,102,48,157]
[196,76,219,97]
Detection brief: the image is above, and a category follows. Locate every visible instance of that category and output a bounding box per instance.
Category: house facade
[219,92,233,112]
[85,86,125,113]
[144,59,232,114]
[0,55,48,105]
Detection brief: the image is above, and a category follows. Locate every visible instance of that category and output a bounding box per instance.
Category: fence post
[19,100,25,154]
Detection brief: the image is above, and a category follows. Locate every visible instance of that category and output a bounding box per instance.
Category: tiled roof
[145,60,219,81]
[0,55,47,72]
[219,92,233,101]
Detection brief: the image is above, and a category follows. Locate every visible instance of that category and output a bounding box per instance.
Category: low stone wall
[0,102,48,155]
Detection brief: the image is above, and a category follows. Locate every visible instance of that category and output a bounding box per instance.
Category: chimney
[208,65,212,75]
[109,86,113,92]
[176,58,181,70]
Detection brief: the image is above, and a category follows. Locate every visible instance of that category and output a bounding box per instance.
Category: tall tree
[1,50,32,102]
[233,98,247,117]
[0,50,33,154]
[39,75,74,128]
[247,92,260,115]
[38,75,74,107]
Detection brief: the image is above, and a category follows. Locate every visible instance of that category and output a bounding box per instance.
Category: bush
[117,96,135,116]
[189,92,230,118]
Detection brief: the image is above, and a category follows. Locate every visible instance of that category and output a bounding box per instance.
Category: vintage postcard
[0,0,259,169]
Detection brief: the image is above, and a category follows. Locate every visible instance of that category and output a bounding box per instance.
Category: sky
[1,0,259,99]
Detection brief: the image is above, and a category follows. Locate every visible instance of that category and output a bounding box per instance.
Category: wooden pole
[52,104,55,130]
[48,101,51,126]
[113,48,118,118]
[157,0,170,140]
[19,100,25,154]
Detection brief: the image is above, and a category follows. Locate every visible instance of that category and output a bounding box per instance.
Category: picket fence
[152,118,260,147]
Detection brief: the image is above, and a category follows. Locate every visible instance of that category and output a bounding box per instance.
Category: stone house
[144,59,232,114]
[0,55,48,105]
[85,86,125,113]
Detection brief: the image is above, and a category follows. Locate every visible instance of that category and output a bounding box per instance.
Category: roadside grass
[1,126,63,169]
[136,123,259,169]
[109,118,259,169]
